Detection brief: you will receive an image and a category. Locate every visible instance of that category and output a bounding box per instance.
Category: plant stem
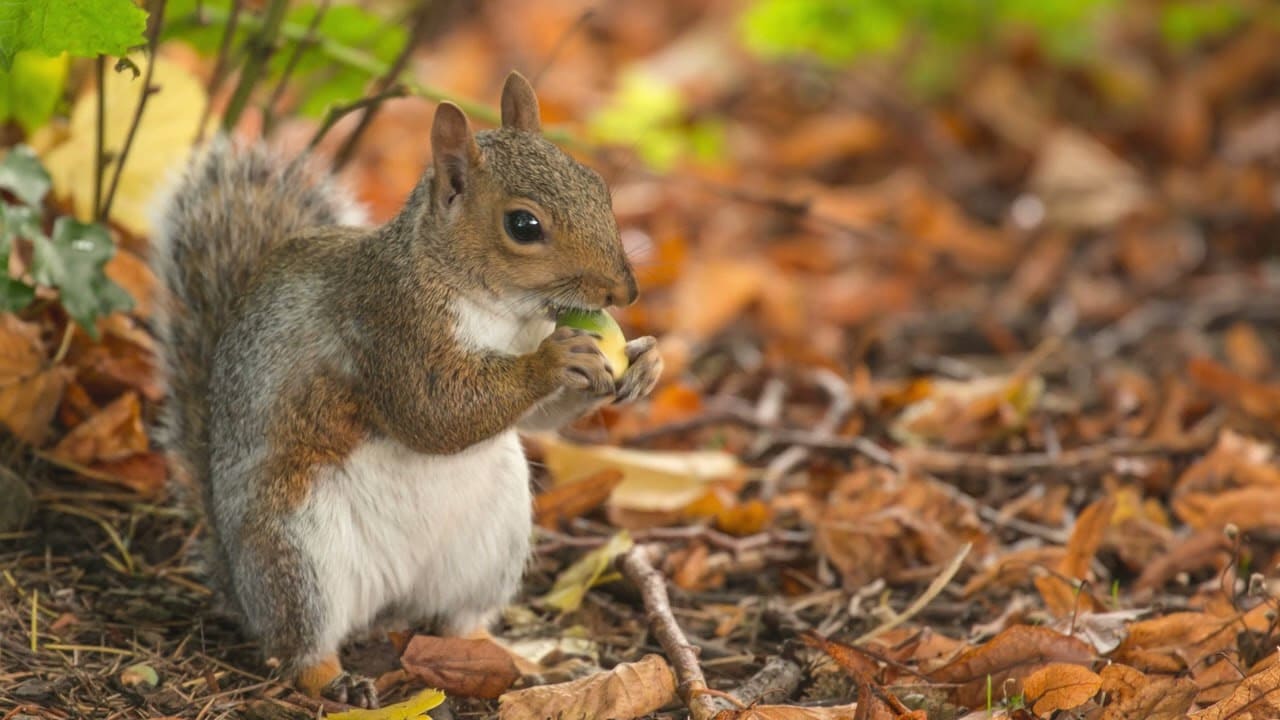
[332,1,432,170]
[262,0,330,136]
[93,56,107,221]
[195,0,243,144]
[307,85,408,152]
[220,0,287,133]
[101,0,167,222]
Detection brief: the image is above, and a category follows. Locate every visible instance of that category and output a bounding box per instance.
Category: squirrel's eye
[504,209,544,244]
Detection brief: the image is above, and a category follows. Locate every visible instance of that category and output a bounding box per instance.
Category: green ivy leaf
[31,217,133,337]
[0,145,51,207]
[0,276,34,312]
[0,202,41,256]
[0,0,148,70]
[0,50,69,134]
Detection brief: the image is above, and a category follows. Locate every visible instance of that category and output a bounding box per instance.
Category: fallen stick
[617,544,719,720]
[706,656,803,714]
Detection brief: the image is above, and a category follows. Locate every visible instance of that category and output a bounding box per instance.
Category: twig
[622,397,771,444]
[261,0,331,136]
[307,85,409,152]
[617,544,718,720]
[332,1,433,169]
[760,369,855,499]
[855,542,971,644]
[100,0,167,221]
[93,56,107,219]
[763,430,900,470]
[530,8,595,87]
[705,656,803,714]
[221,0,288,133]
[897,415,1221,479]
[196,0,242,144]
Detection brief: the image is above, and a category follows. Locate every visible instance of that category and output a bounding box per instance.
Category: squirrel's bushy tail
[149,138,364,580]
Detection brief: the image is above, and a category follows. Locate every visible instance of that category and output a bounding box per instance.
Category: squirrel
[148,71,663,708]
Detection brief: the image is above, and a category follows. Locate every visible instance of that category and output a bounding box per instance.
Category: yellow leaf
[540,435,741,513]
[540,530,632,612]
[328,687,446,720]
[43,52,206,235]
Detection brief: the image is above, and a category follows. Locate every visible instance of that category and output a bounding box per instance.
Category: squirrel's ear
[430,102,479,206]
[500,71,541,133]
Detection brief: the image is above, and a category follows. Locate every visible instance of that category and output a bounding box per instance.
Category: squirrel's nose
[608,271,639,307]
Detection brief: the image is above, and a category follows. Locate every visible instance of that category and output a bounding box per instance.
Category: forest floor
[3,1,1280,719]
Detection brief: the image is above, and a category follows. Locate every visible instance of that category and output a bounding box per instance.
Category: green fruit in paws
[555,309,629,380]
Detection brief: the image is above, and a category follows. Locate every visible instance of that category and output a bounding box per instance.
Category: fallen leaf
[399,635,519,699]
[668,258,766,340]
[1059,497,1116,580]
[0,313,71,445]
[533,468,624,530]
[1100,676,1196,720]
[540,530,633,613]
[1030,128,1149,230]
[51,391,146,466]
[1022,663,1101,715]
[328,687,446,720]
[1188,661,1280,720]
[540,435,741,513]
[497,653,676,720]
[929,625,1094,706]
[90,450,167,496]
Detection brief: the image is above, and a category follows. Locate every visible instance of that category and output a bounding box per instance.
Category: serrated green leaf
[31,217,132,336]
[0,0,149,70]
[0,145,51,207]
[0,50,68,133]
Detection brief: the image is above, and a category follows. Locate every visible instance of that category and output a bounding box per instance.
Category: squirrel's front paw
[322,672,379,709]
[616,336,662,404]
[544,327,616,397]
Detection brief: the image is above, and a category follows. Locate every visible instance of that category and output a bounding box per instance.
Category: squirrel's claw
[322,672,379,709]
[616,337,662,404]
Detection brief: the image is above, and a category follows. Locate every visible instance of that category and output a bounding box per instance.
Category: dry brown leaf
[1022,663,1101,715]
[1101,676,1197,720]
[961,546,1067,597]
[1189,357,1280,427]
[668,258,766,340]
[930,625,1093,706]
[400,634,520,699]
[1224,322,1272,379]
[0,314,71,445]
[104,249,157,319]
[773,112,888,169]
[51,391,147,466]
[533,468,624,530]
[497,653,676,720]
[1180,486,1280,532]
[1060,497,1116,579]
[1098,663,1148,704]
[1035,574,1100,617]
[90,451,168,497]
[1189,661,1280,720]
[800,631,880,681]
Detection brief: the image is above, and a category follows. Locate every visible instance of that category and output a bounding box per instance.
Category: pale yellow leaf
[540,435,741,513]
[540,530,632,613]
[328,687,446,720]
[44,52,206,235]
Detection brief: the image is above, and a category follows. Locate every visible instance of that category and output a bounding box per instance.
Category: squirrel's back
[149,139,365,575]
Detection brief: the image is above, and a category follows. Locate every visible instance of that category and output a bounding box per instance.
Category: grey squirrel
[149,71,662,707]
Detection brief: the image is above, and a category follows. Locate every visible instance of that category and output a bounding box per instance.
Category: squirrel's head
[421,71,637,314]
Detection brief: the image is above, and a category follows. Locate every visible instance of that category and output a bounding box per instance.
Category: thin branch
[93,56,107,220]
[221,0,288,133]
[854,542,971,644]
[307,85,408,152]
[760,369,855,499]
[617,544,718,720]
[261,0,330,136]
[332,1,432,170]
[195,0,242,144]
[100,0,167,222]
[530,8,595,87]
[705,657,803,714]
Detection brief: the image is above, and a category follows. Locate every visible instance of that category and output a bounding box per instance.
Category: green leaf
[0,202,41,256]
[0,145,51,207]
[0,50,69,133]
[0,276,35,312]
[0,0,148,70]
[31,217,133,336]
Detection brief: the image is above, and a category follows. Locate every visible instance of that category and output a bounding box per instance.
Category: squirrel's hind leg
[296,656,378,708]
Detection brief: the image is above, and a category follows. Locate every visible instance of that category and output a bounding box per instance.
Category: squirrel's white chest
[451,294,554,355]
[293,431,531,646]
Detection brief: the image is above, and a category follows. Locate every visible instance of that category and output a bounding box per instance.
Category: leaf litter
[3,1,1280,719]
